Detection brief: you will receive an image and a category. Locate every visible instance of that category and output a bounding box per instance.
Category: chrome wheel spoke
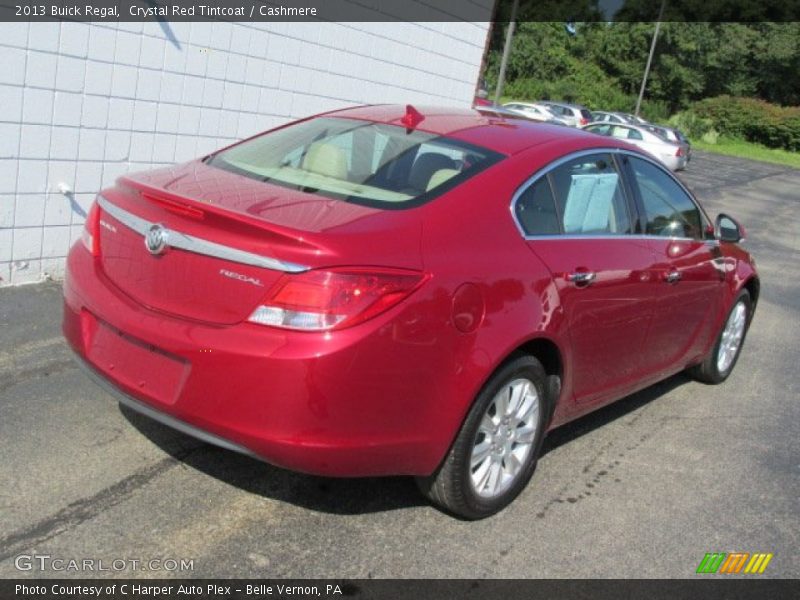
[494,389,509,420]
[486,460,502,494]
[474,457,493,491]
[508,382,525,416]
[479,414,496,435]
[504,452,523,477]
[514,424,536,444]
[516,393,537,422]
[471,441,492,468]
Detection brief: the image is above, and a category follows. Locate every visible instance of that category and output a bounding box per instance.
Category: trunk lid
[97,161,423,325]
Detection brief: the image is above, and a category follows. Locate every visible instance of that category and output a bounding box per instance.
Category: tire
[416,355,548,519]
[689,289,752,384]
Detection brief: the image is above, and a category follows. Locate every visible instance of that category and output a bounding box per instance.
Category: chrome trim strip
[97,195,309,273]
[72,351,260,460]
[519,234,701,242]
[509,147,711,243]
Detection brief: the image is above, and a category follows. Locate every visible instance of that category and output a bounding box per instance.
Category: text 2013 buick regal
[63,105,758,519]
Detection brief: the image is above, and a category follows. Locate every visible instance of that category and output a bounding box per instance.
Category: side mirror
[715,213,745,243]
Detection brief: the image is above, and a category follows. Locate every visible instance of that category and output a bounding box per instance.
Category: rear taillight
[676,147,685,157]
[580,117,589,125]
[248,268,429,331]
[81,201,101,257]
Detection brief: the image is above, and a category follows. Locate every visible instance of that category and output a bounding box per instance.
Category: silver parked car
[503,102,570,126]
[647,124,693,162]
[582,122,689,171]
[537,101,593,128]
[617,112,650,126]
[590,111,630,124]
[476,104,569,126]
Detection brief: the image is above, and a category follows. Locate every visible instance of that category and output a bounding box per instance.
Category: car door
[513,151,659,405]
[624,156,725,373]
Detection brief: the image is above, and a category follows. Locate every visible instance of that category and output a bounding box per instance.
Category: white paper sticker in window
[562,173,619,233]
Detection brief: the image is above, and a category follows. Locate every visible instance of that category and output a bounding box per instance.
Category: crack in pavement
[0,446,202,561]
[0,359,78,394]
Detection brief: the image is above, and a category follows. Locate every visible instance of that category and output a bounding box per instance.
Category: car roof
[541,101,588,110]
[324,104,598,156]
[586,122,644,132]
[585,122,677,143]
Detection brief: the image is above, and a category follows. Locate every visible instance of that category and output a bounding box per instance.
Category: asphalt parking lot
[1,151,798,579]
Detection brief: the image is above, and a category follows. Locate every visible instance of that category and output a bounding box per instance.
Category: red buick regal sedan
[63,105,758,519]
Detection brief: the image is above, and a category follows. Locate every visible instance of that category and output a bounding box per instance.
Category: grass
[691,136,800,169]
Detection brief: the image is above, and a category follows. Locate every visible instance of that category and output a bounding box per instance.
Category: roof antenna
[400,104,424,132]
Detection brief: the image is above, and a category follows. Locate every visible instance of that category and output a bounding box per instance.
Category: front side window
[629,157,704,239]
[515,153,633,237]
[208,117,502,208]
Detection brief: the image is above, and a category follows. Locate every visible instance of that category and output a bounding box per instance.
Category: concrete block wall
[0,18,490,286]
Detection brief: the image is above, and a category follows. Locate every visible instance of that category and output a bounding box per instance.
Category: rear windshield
[207,117,503,209]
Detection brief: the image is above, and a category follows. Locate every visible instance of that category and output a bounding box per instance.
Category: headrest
[409,153,457,191]
[426,168,460,192]
[302,142,348,179]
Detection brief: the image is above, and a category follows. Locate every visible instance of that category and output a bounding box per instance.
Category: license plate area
[83,311,189,406]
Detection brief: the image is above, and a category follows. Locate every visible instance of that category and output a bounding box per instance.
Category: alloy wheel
[469,378,540,498]
[717,301,747,374]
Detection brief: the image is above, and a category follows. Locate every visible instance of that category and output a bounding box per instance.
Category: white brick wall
[0,18,490,286]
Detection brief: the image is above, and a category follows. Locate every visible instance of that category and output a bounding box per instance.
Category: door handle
[664,270,682,284]
[567,271,596,285]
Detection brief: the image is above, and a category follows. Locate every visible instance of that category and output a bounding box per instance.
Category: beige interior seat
[302,142,348,179]
[426,168,460,191]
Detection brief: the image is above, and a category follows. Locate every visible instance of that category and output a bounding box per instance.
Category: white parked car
[536,101,593,128]
[582,122,689,171]
[502,102,569,126]
[590,111,630,124]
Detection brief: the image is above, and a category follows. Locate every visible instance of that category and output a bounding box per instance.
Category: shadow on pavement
[542,372,692,456]
[121,372,693,516]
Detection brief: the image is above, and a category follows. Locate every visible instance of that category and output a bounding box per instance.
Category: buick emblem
[145,224,169,255]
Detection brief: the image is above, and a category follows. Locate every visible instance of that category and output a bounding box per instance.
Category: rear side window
[515,153,633,236]
[610,126,631,140]
[629,157,704,239]
[549,154,632,235]
[585,124,611,136]
[208,117,503,209]
[515,179,560,235]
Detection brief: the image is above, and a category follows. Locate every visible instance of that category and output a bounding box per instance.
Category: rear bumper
[662,153,688,171]
[72,350,259,458]
[63,245,454,477]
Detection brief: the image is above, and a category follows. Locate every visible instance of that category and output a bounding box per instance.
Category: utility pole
[634,0,666,117]
[493,0,520,105]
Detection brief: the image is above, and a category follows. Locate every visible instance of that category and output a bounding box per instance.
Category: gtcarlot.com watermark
[14,553,194,572]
